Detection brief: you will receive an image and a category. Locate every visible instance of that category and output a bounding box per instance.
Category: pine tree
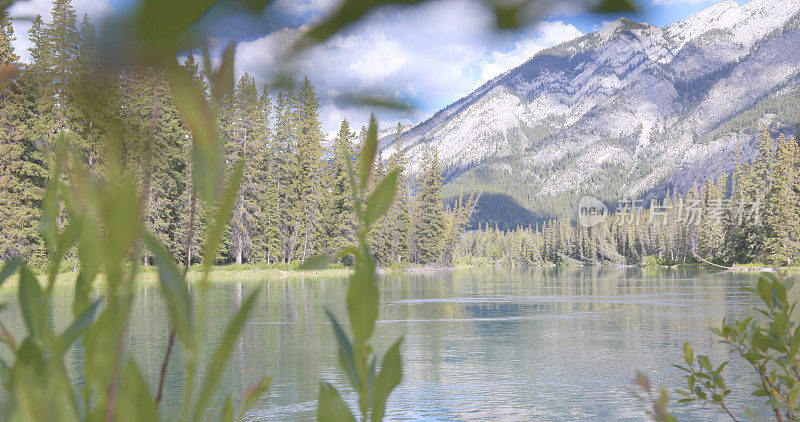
[272,87,300,262]
[48,0,80,134]
[763,134,800,265]
[322,119,357,257]
[0,11,47,262]
[384,123,410,263]
[411,147,445,264]
[292,77,325,262]
[118,66,192,262]
[224,73,262,264]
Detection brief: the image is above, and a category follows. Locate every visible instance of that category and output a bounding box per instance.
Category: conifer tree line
[0,0,475,269]
[456,127,800,267]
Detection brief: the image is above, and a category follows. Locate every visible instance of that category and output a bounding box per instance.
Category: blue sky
[8,0,751,136]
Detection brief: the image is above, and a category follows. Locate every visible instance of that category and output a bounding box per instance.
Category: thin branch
[156,329,176,405]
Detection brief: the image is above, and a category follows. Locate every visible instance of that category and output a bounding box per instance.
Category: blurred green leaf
[220,396,234,422]
[47,220,82,289]
[298,0,424,48]
[55,299,101,357]
[326,309,361,390]
[115,361,160,422]
[211,42,236,100]
[0,258,20,287]
[371,338,403,421]
[203,161,245,274]
[300,254,337,270]
[365,169,400,227]
[240,376,272,417]
[757,276,772,304]
[357,115,378,190]
[192,287,261,422]
[773,277,787,304]
[346,257,378,344]
[317,382,355,422]
[143,232,193,347]
[73,218,101,316]
[334,93,412,111]
[592,0,637,13]
[683,342,693,366]
[171,65,220,202]
[19,266,46,343]
[492,3,525,29]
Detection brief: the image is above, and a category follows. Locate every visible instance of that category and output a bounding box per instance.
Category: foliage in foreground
[0,45,271,421]
[640,273,800,422]
[302,116,404,421]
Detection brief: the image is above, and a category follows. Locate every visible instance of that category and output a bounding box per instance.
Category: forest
[455,127,800,267]
[1,0,798,272]
[0,1,475,270]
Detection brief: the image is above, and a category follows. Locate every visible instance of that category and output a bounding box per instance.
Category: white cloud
[234,0,583,134]
[474,20,582,86]
[5,0,583,135]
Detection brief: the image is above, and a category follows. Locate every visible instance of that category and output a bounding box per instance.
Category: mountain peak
[596,17,649,42]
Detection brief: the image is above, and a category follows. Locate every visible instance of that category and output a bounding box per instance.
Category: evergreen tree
[291,77,325,262]
[384,123,410,263]
[763,134,800,265]
[118,66,192,262]
[411,147,445,264]
[0,11,47,262]
[322,119,357,257]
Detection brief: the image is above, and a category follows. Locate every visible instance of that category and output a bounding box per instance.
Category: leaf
[300,254,336,270]
[192,287,261,422]
[357,115,378,190]
[114,361,159,422]
[757,276,772,303]
[55,299,101,357]
[73,219,101,316]
[0,258,20,287]
[333,93,412,111]
[325,309,360,390]
[220,396,234,422]
[202,161,244,275]
[143,232,193,347]
[592,0,637,13]
[297,0,424,48]
[346,256,378,344]
[240,376,272,417]
[365,169,400,227]
[317,382,355,422]
[492,3,525,29]
[698,355,712,371]
[372,338,403,421]
[773,277,787,304]
[18,265,46,342]
[683,342,693,366]
[47,219,82,288]
[211,42,236,100]
[171,66,219,202]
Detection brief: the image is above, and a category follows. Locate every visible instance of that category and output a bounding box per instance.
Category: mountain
[381,0,800,228]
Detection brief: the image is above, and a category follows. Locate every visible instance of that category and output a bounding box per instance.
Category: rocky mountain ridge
[381,0,800,227]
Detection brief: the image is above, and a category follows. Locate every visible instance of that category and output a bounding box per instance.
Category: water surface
[0,267,771,420]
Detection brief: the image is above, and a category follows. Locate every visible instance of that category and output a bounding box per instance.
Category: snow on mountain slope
[381,0,800,223]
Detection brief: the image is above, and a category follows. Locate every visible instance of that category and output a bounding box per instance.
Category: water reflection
[0,267,767,420]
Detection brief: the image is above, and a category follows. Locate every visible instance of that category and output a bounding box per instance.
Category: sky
[7,0,752,137]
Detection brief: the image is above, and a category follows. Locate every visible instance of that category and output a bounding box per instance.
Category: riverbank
[14,261,800,287]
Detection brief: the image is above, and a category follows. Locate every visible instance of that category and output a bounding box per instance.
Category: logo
[577,196,608,228]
